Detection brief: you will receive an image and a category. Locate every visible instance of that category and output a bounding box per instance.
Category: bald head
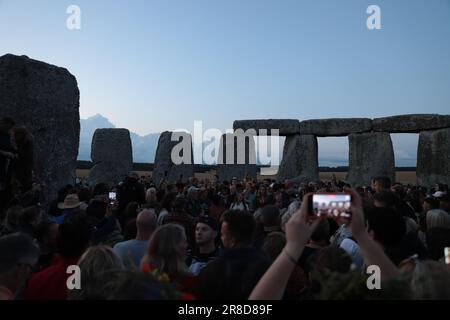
[136,209,157,239]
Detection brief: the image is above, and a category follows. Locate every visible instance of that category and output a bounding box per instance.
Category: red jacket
[25,255,79,300]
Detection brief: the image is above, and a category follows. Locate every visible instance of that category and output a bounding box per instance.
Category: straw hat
[58,194,81,210]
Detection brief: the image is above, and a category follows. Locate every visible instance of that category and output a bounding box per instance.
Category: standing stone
[88,129,132,186]
[417,128,450,187]
[153,131,194,183]
[0,54,79,203]
[277,134,319,182]
[347,132,395,187]
[217,133,257,182]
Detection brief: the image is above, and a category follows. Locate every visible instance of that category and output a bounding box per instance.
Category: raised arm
[346,189,401,282]
[249,194,319,300]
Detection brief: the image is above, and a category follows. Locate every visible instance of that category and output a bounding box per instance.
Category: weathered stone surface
[299,118,372,136]
[373,114,450,133]
[417,128,450,187]
[233,119,300,136]
[217,133,257,182]
[347,132,395,187]
[0,54,79,202]
[153,131,194,183]
[88,129,132,186]
[277,134,319,182]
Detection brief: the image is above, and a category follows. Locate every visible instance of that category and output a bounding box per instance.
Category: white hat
[188,186,200,193]
[433,191,446,198]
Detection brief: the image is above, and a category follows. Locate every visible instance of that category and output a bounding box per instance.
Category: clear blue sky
[1,0,450,166]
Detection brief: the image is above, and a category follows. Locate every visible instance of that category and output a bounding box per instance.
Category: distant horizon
[79,113,420,167]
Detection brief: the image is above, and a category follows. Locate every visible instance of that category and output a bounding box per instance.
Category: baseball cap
[196,215,219,231]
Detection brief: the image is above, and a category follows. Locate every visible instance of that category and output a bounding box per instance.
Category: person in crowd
[188,215,219,275]
[261,232,286,262]
[157,192,176,225]
[298,219,333,273]
[426,209,450,230]
[69,245,124,299]
[117,172,145,215]
[54,193,82,225]
[371,176,392,194]
[114,209,157,270]
[69,269,173,300]
[144,187,158,208]
[120,201,139,229]
[196,210,269,299]
[208,194,226,221]
[229,192,248,211]
[0,205,22,236]
[185,186,203,217]
[25,211,92,300]
[77,187,91,211]
[0,233,39,300]
[34,219,59,272]
[141,224,196,295]
[440,194,450,213]
[162,197,195,247]
[17,205,42,237]
[86,199,123,247]
[254,205,282,249]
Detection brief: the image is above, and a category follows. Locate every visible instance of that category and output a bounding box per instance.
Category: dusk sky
[1,0,450,166]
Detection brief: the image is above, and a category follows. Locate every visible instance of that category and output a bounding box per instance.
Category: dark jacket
[196,247,270,300]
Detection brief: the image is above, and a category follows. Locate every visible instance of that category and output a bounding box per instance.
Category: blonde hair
[78,246,124,285]
[146,224,188,278]
[426,209,450,229]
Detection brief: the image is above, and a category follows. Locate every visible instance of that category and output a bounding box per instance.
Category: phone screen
[109,192,116,201]
[310,194,352,220]
[445,247,450,265]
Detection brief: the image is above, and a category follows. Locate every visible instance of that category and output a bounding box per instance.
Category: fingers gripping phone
[308,193,352,221]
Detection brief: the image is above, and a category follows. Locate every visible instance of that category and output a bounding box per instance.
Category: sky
[1,0,450,166]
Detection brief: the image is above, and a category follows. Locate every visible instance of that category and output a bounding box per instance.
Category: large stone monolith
[217,133,257,182]
[417,128,450,187]
[88,129,132,186]
[153,131,194,183]
[0,54,80,202]
[347,132,395,187]
[277,134,319,182]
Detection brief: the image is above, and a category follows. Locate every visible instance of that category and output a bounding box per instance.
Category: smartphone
[309,193,352,220]
[109,192,116,202]
[445,247,450,265]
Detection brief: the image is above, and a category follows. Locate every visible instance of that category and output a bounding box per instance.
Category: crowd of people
[1,117,450,300]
